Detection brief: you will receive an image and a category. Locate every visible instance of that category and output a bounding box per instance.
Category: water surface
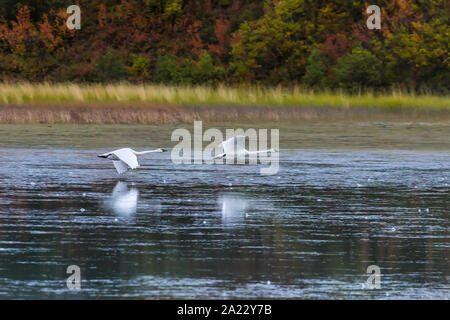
[0,123,448,299]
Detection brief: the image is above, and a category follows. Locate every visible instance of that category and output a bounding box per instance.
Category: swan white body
[213,136,278,159]
[98,147,166,174]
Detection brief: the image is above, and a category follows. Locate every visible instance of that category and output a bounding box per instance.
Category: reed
[1,83,449,110]
[0,83,448,124]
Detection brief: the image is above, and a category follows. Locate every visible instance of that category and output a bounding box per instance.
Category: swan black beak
[98,154,107,158]
[160,148,168,152]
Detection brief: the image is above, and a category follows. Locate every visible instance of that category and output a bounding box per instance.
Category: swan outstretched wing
[222,136,246,155]
[113,148,139,169]
[113,160,129,174]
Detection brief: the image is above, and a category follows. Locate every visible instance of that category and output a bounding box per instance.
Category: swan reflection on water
[219,194,250,226]
[105,181,139,217]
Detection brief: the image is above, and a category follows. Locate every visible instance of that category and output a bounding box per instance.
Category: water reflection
[105,181,139,217]
[0,147,448,299]
[219,194,249,226]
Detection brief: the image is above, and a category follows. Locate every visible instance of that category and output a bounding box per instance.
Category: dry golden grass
[1,83,449,108]
[0,83,449,123]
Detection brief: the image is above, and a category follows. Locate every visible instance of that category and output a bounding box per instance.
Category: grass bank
[1,83,449,109]
[0,83,449,124]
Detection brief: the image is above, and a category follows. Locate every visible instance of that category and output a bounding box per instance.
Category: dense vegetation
[0,1,448,92]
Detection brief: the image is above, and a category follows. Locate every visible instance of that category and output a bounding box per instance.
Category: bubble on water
[114,218,118,222]
[30,182,36,186]
[425,208,430,213]
[418,209,422,213]
[267,281,271,285]
[317,199,322,202]
[203,220,206,225]
[391,227,396,232]
[356,183,362,187]
[245,214,249,218]
[80,208,86,212]
[82,193,86,197]
[163,179,166,184]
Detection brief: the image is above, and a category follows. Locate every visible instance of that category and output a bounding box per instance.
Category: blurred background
[0,0,448,92]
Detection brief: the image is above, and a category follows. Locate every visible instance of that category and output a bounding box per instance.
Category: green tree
[94,51,127,82]
[155,54,180,84]
[302,49,326,88]
[130,55,150,79]
[196,52,214,83]
[162,0,182,20]
[179,59,196,84]
[231,0,360,84]
[333,46,384,91]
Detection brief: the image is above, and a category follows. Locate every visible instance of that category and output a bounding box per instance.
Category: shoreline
[1,104,450,124]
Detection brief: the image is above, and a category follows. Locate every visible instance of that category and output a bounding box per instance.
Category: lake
[0,122,448,299]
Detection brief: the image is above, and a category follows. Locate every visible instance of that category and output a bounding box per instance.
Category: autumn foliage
[0,0,448,92]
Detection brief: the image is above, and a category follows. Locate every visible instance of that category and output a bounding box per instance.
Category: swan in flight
[98,148,167,174]
[213,136,278,159]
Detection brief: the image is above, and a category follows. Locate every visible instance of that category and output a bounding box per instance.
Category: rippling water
[0,123,448,299]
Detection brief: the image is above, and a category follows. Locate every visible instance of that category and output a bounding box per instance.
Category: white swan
[213,136,278,159]
[98,147,167,174]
